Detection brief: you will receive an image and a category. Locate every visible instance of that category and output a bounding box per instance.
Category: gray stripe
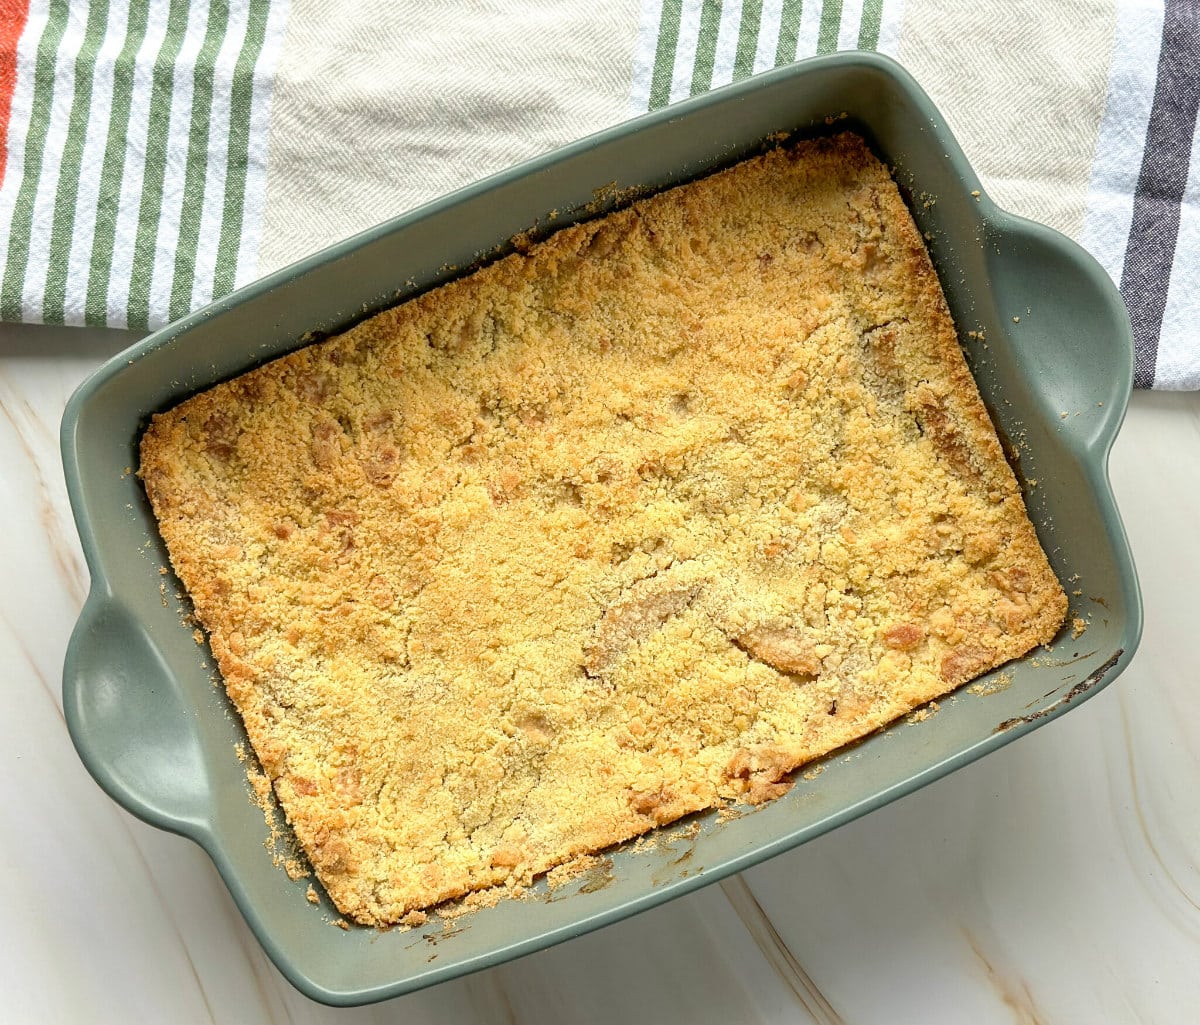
[1120,0,1200,389]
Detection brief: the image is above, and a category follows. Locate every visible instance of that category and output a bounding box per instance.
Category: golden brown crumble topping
[140,134,1066,925]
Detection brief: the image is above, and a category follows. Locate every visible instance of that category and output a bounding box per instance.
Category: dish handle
[63,589,212,838]
[984,212,1135,457]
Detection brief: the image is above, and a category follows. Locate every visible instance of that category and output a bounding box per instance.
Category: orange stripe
[0,0,31,188]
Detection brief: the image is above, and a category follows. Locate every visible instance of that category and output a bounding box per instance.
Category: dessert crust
[140,133,1067,925]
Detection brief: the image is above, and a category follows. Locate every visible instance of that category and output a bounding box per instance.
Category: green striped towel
[1,0,1197,389]
[0,0,286,330]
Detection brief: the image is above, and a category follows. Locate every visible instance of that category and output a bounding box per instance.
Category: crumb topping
[139,133,1066,925]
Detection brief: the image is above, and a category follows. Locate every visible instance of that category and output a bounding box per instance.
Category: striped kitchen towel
[0,0,1197,388]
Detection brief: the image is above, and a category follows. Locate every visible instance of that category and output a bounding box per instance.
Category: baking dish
[61,52,1141,1006]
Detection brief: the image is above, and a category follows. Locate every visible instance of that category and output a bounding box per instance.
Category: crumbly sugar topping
[140,134,1066,924]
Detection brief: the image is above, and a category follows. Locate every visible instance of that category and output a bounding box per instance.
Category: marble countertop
[3,321,1198,1024]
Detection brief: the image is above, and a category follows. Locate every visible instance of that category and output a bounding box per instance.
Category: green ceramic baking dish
[61,52,1141,1006]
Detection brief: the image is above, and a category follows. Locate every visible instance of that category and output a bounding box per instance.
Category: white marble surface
[2,320,1199,1024]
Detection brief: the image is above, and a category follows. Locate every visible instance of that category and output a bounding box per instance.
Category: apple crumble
[139,133,1067,925]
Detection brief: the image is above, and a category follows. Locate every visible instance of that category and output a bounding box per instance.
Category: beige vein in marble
[225,900,292,1025]
[463,971,520,1025]
[3,609,65,724]
[1117,692,1200,922]
[0,381,88,606]
[720,876,842,1025]
[117,818,219,1024]
[962,927,1047,1025]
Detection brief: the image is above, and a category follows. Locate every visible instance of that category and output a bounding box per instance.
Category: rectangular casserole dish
[61,52,1142,1006]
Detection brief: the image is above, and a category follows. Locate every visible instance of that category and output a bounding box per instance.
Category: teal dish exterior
[61,53,1142,1006]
